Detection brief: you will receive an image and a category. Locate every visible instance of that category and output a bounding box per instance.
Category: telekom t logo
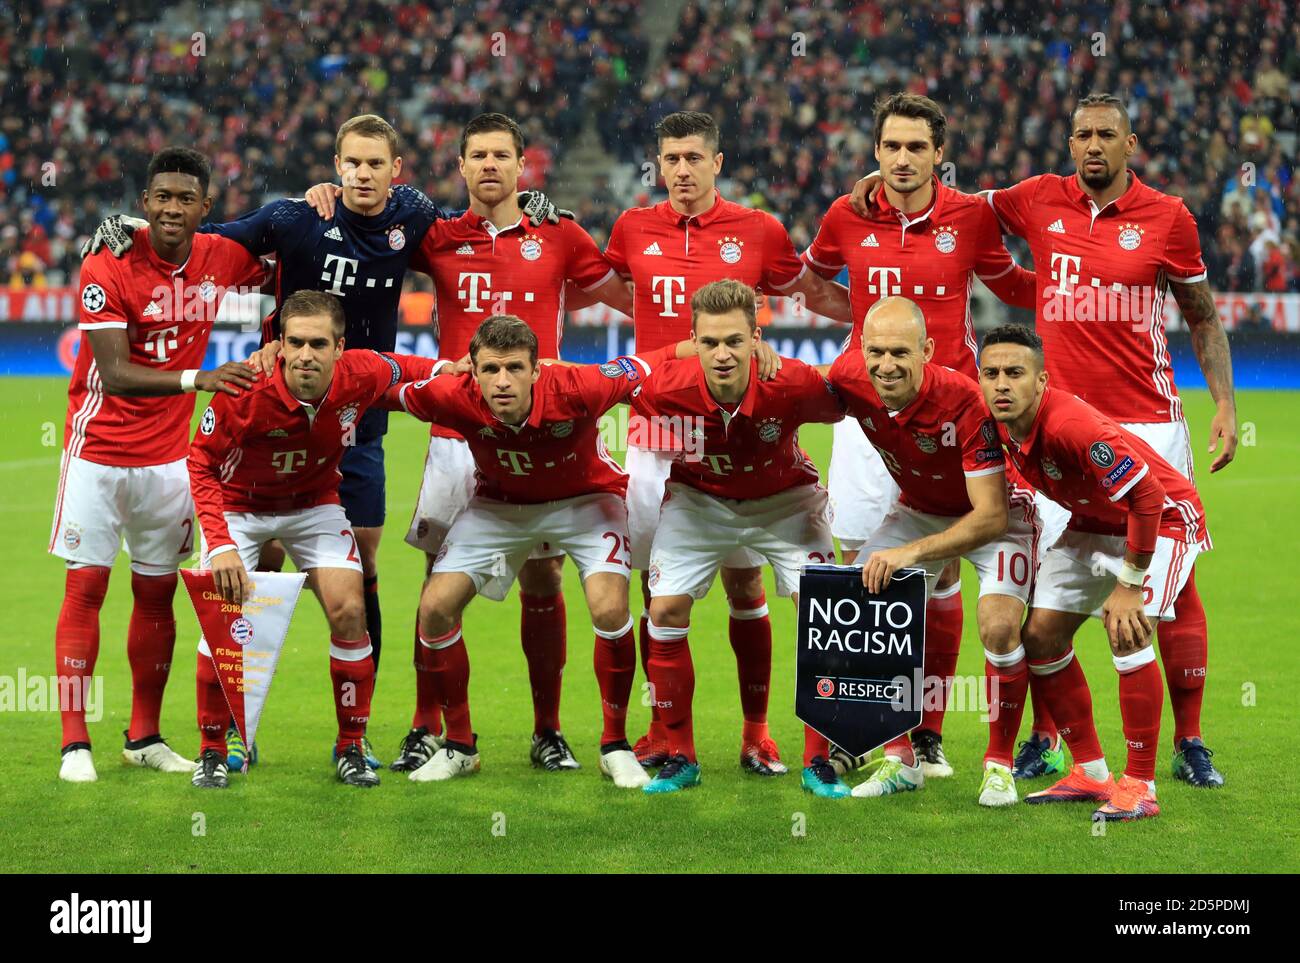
[497,449,532,475]
[321,255,359,296]
[700,453,733,475]
[651,276,686,317]
[1050,253,1082,294]
[458,272,512,313]
[271,449,308,474]
[144,326,180,362]
[865,266,901,297]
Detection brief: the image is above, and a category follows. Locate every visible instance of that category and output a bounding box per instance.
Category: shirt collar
[463,209,525,237]
[871,176,943,227]
[1064,169,1143,216]
[1010,386,1053,451]
[272,359,335,412]
[139,226,193,277]
[695,356,758,417]
[659,189,725,228]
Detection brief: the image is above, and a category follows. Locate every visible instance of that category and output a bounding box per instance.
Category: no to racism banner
[181,569,307,766]
[795,565,928,756]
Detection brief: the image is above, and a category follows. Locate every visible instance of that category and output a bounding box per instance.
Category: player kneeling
[979,326,1210,822]
[385,316,686,787]
[188,292,437,789]
[627,280,844,794]
[817,298,1042,806]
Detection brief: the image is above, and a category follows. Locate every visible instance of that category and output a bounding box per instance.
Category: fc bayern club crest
[757,417,782,443]
[914,433,938,454]
[338,403,359,426]
[717,236,743,264]
[1041,458,1063,480]
[388,227,406,251]
[229,617,255,645]
[1117,223,1144,251]
[550,420,574,438]
[933,225,958,254]
[63,525,82,551]
[520,234,543,261]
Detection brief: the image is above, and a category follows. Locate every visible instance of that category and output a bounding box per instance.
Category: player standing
[384,316,688,787]
[628,280,844,793]
[978,325,1210,820]
[188,291,437,788]
[604,111,852,775]
[803,93,1039,779]
[51,147,267,782]
[814,298,1041,806]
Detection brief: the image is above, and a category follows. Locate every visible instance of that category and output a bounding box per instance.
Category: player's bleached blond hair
[691,279,757,332]
[335,114,400,159]
[470,315,538,365]
[281,290,346,341]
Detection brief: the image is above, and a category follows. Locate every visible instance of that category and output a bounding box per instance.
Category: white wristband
[1117,561,1147,589]
[180,369,199,393]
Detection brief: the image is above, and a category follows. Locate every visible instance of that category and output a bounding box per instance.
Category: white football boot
[410,740,481,782]
[978,761,1019,807]
[599,746,652,788]
[850,755,924,798]
[59,747,97,783]
[122,733,193,773]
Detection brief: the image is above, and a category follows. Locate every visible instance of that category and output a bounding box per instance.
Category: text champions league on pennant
[795,565,927,757]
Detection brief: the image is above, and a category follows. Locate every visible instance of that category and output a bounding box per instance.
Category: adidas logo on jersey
[642,242,663,256]
[1048,219,1066,234]
[141,301,163,317]
[324,227,343,241]
[456,244,475,255]
[861,234,880,247]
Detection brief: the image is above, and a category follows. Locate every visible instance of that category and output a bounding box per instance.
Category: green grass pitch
[2,378,1297,873]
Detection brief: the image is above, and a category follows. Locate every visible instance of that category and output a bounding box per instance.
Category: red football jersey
[998,387,1208,545]
[630,357,843,500]
[987,172,1208,422]
[189,350,437,552]
[410,211,615,440]
[604,190,807,352]
[827,352,1007,517]
[804,182,1034,377]
[389,348,673,504]
[68,228,265,467]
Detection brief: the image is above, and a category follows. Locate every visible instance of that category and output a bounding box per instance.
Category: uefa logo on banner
[816,677,835,698]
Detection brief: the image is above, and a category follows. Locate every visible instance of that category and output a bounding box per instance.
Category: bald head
[860,296,933,410]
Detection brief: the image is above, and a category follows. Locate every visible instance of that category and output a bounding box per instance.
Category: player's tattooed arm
[1171,278,1237,472]
[87,328,255,397]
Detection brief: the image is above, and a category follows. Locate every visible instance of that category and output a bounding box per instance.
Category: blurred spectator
[8,252,48,290]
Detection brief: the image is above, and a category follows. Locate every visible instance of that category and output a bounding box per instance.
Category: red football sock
[884,734,916,766]
[639,613,666,744]
[984,646,1028,768]
[593,618,637,746]
[1027,675,1059,742]
[728,593,772,731]
[803,726,831,767]
[520,592,566,734]
[411,622,444,736]
[422,626,472,747]
[195,645,229,755]
[646,621,695,761]
[1029,648,1103,764]
[919,584,963,736]
[1158,571,1207,748]
[329,634,375,754]
[126,571,178,741]
[55,566,110,748]
[1114,649,1164,782]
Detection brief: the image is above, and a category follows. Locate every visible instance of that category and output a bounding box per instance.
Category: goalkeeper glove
[518,190,574,227]
[80,215,149,259]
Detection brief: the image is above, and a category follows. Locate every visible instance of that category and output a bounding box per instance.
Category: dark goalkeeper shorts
[339,434,387,529]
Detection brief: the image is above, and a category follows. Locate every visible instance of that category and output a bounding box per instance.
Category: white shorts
[1122,419,1194,481]
[434,492,631,601]
[626,445,761,571]
[858,500,1041,604]
[827,417,901,551]
[647,482,835,600]
[49,452,194,575]
[405,435,563,561]
[199,502,364,574]
[1032,528,1203,621]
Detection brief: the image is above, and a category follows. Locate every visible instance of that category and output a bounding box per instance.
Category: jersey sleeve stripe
[628,355,653,377]
[802,250,844,272]
[1167,271,1208,284]
[975,262,1015,280]
[963,465,1007,478]
[580,267,618,293]
[766,261,808,292]
[1108,462,1149,502]
[982,189,1013,232]
[78,321,129,330]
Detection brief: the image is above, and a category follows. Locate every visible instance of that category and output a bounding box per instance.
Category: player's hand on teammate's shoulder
[304,183,345,219]
[210,550,252,605]
[1208,404,1238,473]
[244,340,281,377]
[1102,583,1152,652]
[519,190,574,226]
[849,171,884,218]
[755,339,783,381]
[80,214,148,259]
[450,354,473,375]
[196,362,257,397]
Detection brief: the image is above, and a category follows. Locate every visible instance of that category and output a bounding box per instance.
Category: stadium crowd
[2,0,1297,293]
